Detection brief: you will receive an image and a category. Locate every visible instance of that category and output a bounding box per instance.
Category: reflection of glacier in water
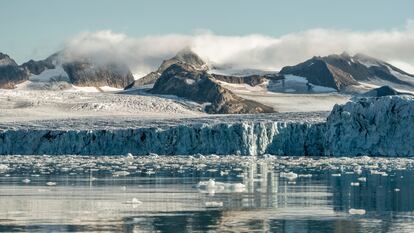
[1,155,414,232]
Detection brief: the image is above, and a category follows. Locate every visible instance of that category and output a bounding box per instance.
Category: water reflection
[1,155,414,232]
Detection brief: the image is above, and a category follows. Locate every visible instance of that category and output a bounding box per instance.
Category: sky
[1,0,414,73]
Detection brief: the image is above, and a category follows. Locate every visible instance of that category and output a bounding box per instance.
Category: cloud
[62,20,414,76]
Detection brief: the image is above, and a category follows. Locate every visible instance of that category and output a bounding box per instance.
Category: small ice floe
[394,188,400,192]
[205,201,223,208]
[357,177,367,182]
[220,170,229,176]
[46,182,57,186]
[196,179,246,193]
[288,181,296,185]
[145,170,155,175]
[331,173,341,177]
[349,208,366,215]
[22,178,31,184]
[126,198,142,208]
[280,172,298,180]
[0,164,8,173]
[113,171,130,177]
[350,182,360,186]
[370,170,388,176]
[298,174,312,178]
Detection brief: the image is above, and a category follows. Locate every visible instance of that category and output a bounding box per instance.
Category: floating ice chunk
[350,182,360,186]
[113,171,130,176]
[0,164,8,173]
[280,172,298,180]
[230,183,246,192]
[331,173,341,177]
[349,208,366,215]
[205,201,223,208]
[46,182,57,186]
[131,198,142,205]
[394,188,400,192]
[197,179,245,193]
[357,177,367,182]
[298,174,312,178]
[22,178,31,183]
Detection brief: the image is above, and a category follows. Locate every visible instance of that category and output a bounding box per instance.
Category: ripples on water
[1,155,414,232]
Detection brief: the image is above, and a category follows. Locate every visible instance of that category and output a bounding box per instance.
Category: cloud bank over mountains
[62,20,414,76]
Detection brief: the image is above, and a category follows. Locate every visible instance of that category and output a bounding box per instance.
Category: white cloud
[62,20,414,76]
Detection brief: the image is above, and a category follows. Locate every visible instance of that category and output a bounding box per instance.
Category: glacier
[0,96,413,156]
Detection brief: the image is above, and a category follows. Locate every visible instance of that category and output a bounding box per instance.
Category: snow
[28,66,69,82]
[0,89,203,122]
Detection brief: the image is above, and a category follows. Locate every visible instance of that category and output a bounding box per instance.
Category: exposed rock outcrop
[21,59,55,75]
[150,62,274,114]
[362,85,410,97]
[0,53,29,89]
[127,48,208,88]
[280,52,414,91]
[62,61,134,88]
[211,73,283,86]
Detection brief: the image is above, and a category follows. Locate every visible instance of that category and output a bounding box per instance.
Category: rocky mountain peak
[0,52,18,67]
[150,62,274,114]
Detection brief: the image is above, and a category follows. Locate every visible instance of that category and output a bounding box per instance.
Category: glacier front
[0,96,413,156]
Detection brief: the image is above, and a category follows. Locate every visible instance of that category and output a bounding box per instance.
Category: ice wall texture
[0,122,325,156]
[325,96,414,156]
[0,96,413,156]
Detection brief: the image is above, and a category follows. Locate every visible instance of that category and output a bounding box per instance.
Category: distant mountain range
[1,49,414,114]
[0,51,134,90]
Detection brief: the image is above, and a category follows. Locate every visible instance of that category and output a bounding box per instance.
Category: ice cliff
[0,96,413,156]
[325,96,414,156]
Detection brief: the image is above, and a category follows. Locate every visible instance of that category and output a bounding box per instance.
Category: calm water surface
[0,155,414,232]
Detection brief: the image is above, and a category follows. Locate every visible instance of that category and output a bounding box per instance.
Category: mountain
[0,51,134,90]
[361,85,412,97]
[126,48,208,88]
[62,61,134,88]
[280,52,414,92]
[0,53,29,89]
[150,62,274,114]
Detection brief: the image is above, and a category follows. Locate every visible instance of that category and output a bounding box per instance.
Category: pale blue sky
[1,0,413,64]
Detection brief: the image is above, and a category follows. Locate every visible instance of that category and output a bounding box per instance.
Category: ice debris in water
[46,182,57,186]
[205,201,224,208]
[22,178,31,183]
[350,182,360,186]
[197,179,246,193]
[349,208,366,215]
[357,177,366,182]
[280,172,298,180]
[0,164,8,173]
[113,171,130,177]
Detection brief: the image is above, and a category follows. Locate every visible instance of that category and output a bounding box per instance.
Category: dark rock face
[280,56,359,91]
[0,53,18,66]
[21,59,55,75]
[62,61,134,88]
[211,73,283,86]
[150,63,274,114]
[280,53,414,91]
[0,53,29,89]
[362,85,412,97]
[127,49,208,88]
